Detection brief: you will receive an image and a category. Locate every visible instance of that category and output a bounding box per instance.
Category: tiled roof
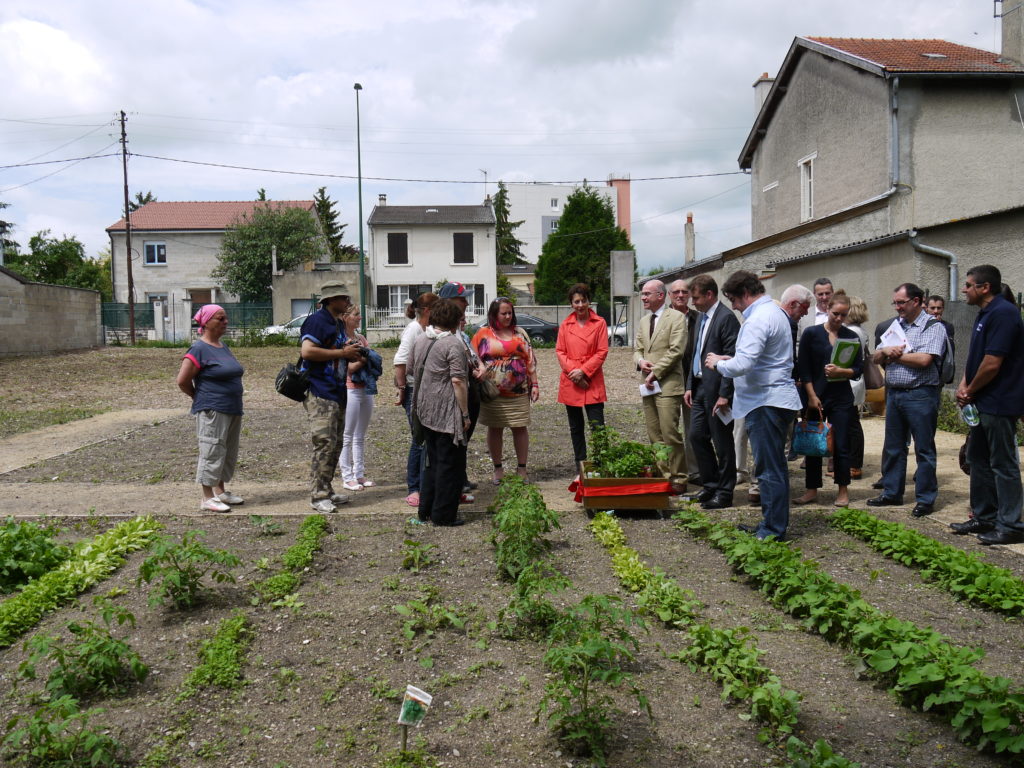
[106,200,315,232]
[368,205,495,227]
[806,37,1024,74]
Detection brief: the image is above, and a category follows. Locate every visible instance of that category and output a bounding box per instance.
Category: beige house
[106,200,318,334]
[658,21,1024,331]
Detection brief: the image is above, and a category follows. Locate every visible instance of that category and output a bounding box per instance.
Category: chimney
[378,194,387,206]
[684,212,695,264]
[1000,0,1024,64]
[606,174,631,239]
[753,72,774,112]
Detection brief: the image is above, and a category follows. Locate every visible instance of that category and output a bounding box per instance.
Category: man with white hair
[668,278,700,481]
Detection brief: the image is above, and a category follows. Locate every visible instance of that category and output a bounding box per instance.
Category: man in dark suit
[684,274,740,508]
[669,279,700,482]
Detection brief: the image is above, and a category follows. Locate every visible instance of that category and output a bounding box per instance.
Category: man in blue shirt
[706,271,801,540]
[950,265,1024,545]
[300,281,364,513]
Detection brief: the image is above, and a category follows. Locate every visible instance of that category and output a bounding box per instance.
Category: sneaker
[217,491,244,505]
[460,493,475,504]
[310,499,337,514]
[342,480,363,492]
[358,478,375,488]
[201,497,231,513]
[328,492,350,505]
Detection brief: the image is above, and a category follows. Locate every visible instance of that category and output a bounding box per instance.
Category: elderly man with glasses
[868,282,947,517]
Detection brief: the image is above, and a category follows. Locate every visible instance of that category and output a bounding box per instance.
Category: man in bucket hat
[300,281,363,512]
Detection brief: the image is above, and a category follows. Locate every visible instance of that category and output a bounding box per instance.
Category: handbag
[862,356,885,390]
[275,356,309,402]
[477,374,500,402]
[792,406,833,457]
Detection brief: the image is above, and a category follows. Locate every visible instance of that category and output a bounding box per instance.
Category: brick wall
[0,268,102,356]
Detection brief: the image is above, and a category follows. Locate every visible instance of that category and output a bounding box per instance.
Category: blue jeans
[881,387,938,505]
[403,386,423,493]
[745,406,796,539]
[967,413,1024,533]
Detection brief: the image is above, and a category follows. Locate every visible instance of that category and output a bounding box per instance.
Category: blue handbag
[792,406,833,458]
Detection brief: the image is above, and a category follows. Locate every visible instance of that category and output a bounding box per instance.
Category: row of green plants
[0,518,72,594]
[0,516,162,648]
[831,507,1024,615]
[675,506,1024,755]
[253,514,330,604]
[589,513,857,767]
[491,477,651,766]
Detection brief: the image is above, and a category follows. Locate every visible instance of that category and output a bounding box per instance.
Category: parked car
[514,313,560,343]
[608,321,629,347]
[262,313,310,339]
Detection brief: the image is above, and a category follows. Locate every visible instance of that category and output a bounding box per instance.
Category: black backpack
[924,318,955,385]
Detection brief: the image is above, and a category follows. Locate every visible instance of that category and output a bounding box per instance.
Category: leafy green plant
[401,539,437,573]
[0,518,71,593]
[1,695,124,768]
[490,476,561,580]
[253,572,299,602]
[500,561,570,638]
[536,595,651,766]
[831,507,1024,615]
[247,515,283,537]
[0,516,161,648]
[137,531,241,609]
[17,598,146,699]
[280,515,329,571]
[589,424,670,478]
[675,505,1024,755]
[180,610,251,698]
[394,598,468,643]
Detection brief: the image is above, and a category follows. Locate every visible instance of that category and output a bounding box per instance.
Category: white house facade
[367,198,496,317]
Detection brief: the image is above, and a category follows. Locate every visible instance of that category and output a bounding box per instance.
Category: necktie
[649,312,656,339]
[693,312,707,376]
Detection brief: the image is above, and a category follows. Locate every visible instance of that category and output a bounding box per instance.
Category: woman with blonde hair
[338,304,381,491]
[844,295,870,478]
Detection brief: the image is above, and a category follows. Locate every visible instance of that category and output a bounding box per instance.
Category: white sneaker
[342,480,363,492]
[358,478,375,488]
[328,492,350,505]
[217,491,244,505]
[201,497,231,513]
[310,499,337,514]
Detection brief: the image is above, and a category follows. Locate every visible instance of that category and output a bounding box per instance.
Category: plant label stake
[397,685,432,750]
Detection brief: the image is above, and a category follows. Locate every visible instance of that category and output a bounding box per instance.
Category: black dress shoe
[433,519,466,527]
[701,494,734,510]
[871,479,884,490]
[950,518,994,535]
[866,494,904,507]
[911,503,934,517]
[686,489,715,504]
[977,530,1024,546]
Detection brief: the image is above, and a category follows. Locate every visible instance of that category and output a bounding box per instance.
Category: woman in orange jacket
[556,283,609,472]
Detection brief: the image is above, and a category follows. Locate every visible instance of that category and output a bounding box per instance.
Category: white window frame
[550,219,560,231]
[798,153,816,223]
[388,285,411,315]
[452,232,475,265]
[143,241,166,266]
[550,197,559,209]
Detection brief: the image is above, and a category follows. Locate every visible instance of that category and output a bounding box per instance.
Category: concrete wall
[370,223,497,306]
[750,54,890,239]
[913,209,1024,296]
[271,262,363,324]
[109,231,236,304]
[903,79,1024,227]
[0,269,101,356]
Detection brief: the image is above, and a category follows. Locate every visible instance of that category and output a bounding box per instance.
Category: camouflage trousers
[304,393,346,502]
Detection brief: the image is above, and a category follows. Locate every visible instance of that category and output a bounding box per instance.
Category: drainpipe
[909,232,958,301]
[890,77,900,188]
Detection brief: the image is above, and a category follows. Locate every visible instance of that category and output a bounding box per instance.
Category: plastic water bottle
[960,404,980,427]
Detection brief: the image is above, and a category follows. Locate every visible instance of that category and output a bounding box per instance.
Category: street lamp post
[354,83,366,334]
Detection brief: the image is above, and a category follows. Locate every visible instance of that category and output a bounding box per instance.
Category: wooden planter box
[577,461,673,512]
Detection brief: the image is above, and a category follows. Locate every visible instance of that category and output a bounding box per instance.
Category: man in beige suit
[634,279,689,493]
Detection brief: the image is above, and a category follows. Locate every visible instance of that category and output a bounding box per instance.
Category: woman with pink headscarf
[176,304,245,513]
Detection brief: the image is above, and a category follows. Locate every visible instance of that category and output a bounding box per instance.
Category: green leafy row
[831,507,1024,615]
[0,516,162,648]
[490,476,560,580]
[253,514,329,601]
[675,506,1024,755]
[590,514,857,767]
[0,518,71,594]
[180,610,252,699]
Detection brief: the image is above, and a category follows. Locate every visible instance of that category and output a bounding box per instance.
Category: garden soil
[0,346,1020,767]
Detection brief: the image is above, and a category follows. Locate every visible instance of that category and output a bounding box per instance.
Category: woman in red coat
[556,283,609,471]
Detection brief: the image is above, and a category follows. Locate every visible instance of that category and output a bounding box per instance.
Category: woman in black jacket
[796,292,862,507]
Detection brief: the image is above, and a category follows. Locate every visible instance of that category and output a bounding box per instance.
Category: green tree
[127,190,156,214]
[0,200,18,260]
[256,188,268,201]
[493,181,526,265]
[496,272,516,304]
[212,204,325,300]
[313,186,357,262]
[533,184,633,306]
[4,230,109,297]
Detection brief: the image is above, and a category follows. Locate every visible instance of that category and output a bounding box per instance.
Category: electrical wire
[0,142,120,193]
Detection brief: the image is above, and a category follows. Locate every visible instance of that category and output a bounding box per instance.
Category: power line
[0,153,121,170]
[0,143,120,193]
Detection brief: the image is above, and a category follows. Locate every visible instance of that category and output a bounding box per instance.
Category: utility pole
[354,83,366,334]
[119,110,136,344]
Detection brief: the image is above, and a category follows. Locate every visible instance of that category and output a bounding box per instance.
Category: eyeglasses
[891,299,911,307]
[964,281,987,290]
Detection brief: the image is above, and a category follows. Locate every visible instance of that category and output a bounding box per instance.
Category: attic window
[921,53,947,59]
[425,208,439,213]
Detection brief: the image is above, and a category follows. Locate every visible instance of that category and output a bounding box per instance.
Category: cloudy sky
[0,0,1001,273]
